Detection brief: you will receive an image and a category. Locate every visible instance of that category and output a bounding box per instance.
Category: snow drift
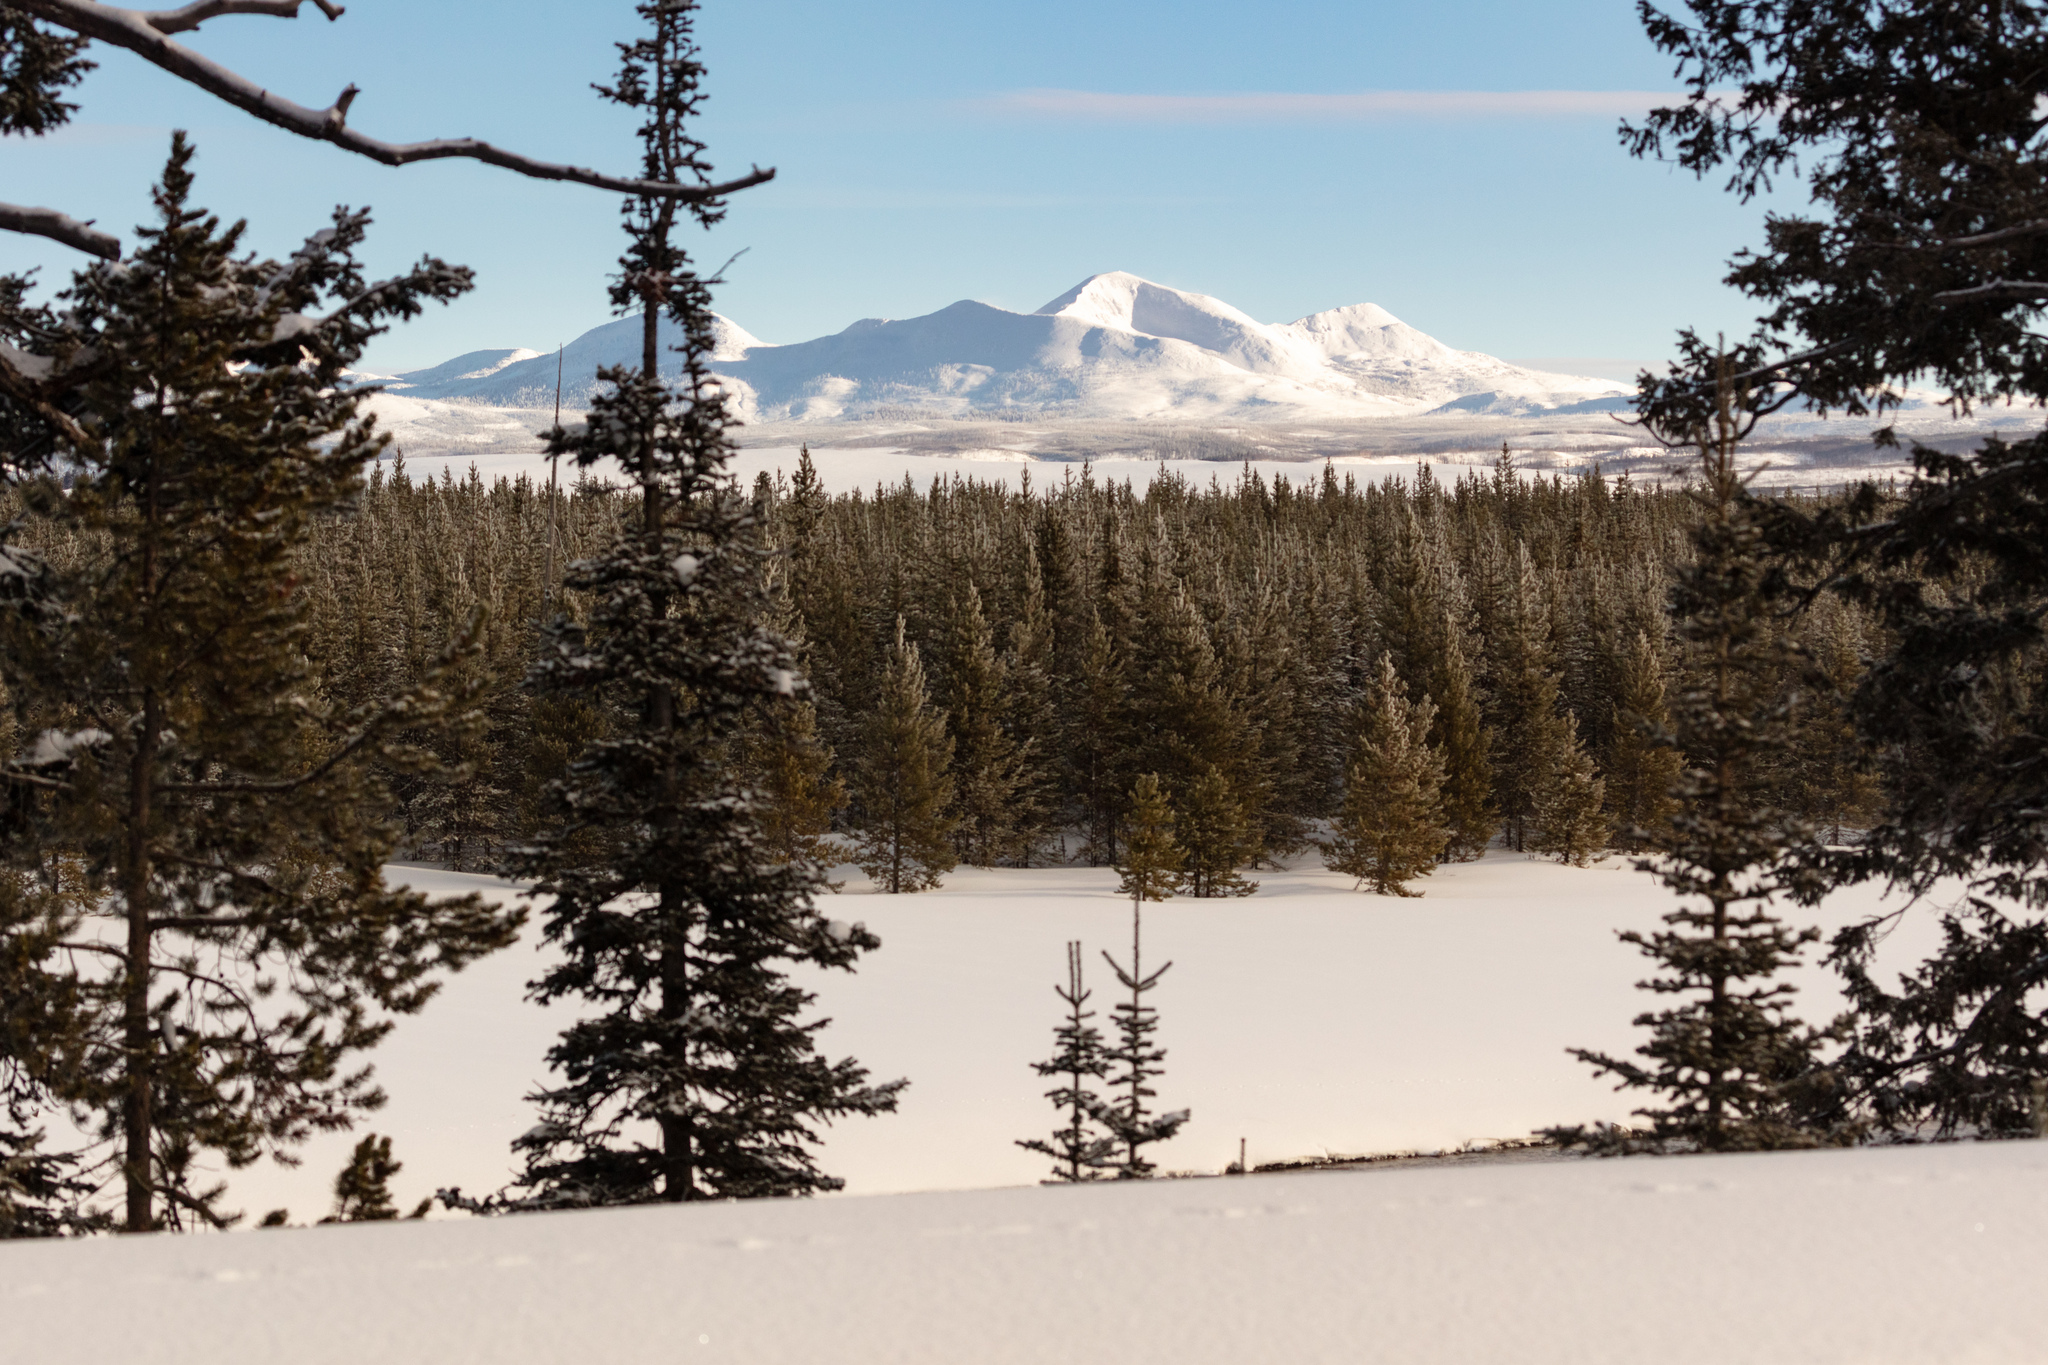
[10,1142,2046,1365]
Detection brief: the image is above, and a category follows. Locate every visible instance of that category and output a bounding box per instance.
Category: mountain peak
[384,275,1626,421]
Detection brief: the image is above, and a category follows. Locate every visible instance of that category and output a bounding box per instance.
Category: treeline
[149,450,1880,885]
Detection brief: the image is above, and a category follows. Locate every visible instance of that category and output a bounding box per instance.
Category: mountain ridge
[372,272,1627,422]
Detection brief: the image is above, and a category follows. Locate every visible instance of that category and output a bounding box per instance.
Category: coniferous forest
[11,448,1862,894]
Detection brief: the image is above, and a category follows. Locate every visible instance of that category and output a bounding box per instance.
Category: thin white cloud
[981,89,1678,122]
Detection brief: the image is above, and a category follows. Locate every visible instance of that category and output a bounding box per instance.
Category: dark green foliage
[1090,908,1189,1178]
[1628,0,2048,421]
[1016,941,1115,1183]
[941,583,1024,866]
[1603,629,1683,851]
[0,140,510,1233]
[1628,1,2048,1144]
[851,618,958,892]
[0,10,91,137]
[1488,540,1567,853]
[505,1,902,1208]
[1326,655,1449,896]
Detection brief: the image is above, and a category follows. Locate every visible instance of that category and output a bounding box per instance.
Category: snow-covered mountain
[376,272,1627,421]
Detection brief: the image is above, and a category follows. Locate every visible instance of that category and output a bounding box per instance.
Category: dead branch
[139,0,343,34]
[13,0,773,204]
[0,202,120,259]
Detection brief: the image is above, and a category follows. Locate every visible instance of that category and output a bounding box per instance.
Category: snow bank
[9,1140,2046,1364]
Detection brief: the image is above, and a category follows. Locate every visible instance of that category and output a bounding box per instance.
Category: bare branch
[1931,279,2048,306]
[0,201,119,258]
[140,0,342,35]
[13,0,775,202]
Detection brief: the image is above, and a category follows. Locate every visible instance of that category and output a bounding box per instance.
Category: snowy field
[10,1140,2047,1364]
[190,850,1950,1224]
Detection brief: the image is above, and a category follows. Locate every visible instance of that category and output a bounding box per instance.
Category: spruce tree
[1325,655,1450,896]
[1090,907,1189,1178]
[850,618,958,893]
[1553,362,1842,1154]
[1177,765,1257,898]
[1118,774,1187,902]
[508,3,904,1207]
[0,140,512,1232]
[1015,942,1115,1183]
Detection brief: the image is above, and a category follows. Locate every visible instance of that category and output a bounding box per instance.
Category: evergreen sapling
[1015,941,1115,1182]
[1090,902,1189,1178]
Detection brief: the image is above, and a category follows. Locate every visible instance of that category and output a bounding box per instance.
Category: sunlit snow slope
[10,1142,2047,1365]
[378,271,1625,422]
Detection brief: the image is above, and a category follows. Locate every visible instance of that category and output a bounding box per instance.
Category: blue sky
[0,0,1792,375]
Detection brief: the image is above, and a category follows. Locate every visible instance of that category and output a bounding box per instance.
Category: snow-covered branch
[12,0,774,204]
[1855,219,2048,254]
[1931,279,2048,305]
[0,202,120,259]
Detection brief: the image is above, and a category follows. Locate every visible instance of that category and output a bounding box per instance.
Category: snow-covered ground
[11,1139,2047,1364]
[9,854,2020,1364]
[192,850,1950,1225]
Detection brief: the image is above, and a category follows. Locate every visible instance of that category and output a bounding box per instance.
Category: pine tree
[1117,774,1187,902]
[325,1134,406,1223]
[1530,712,1612,866]
[850,618,958,893]
[1379,503,1493,859]
[1090,907,1189,1178]
[1488,540,1569,852]
[1602,629,1682,852]
[1015,942,1115,1183]
[1071,606,1127,864]
[1004,539,1065,865]
[507,4,904,1207]
[1325,655,1449,896]
[941,583,1024,866]
[745,697,845,869]
[1177,765,1257,898]
[0,139,512,1232]
[1553,361,1842,1155]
